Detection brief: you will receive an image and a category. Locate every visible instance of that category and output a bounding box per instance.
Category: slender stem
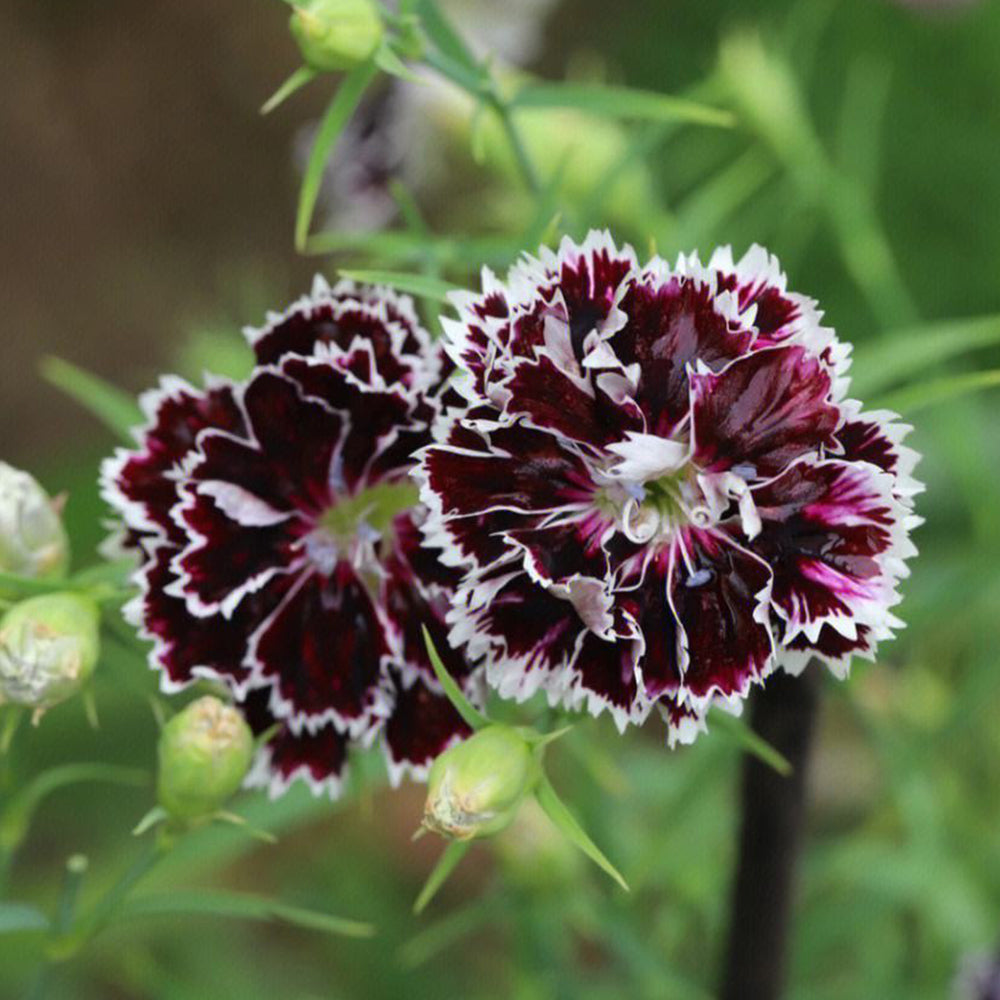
[491,96,542,197]
[420,48,542,198]
[80,834,169,940]
[720,669,821,1000]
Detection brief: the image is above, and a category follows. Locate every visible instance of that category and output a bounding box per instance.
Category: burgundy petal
[172,488,302,616]
[250,280,429,389]
[613,276,755,437]
[670,529,774,701]
[104,380,244,539]
[422,424,593,520]
[251,564,390,734]
[381,512,472,685]
[691,345,839,479]
[243,688,350,796]
[460,572,582,703]
[139,542,284,688]
[383,670,472,780]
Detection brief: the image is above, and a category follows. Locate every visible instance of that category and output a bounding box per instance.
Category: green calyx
[289,0,384,73]
[423,725,540,841]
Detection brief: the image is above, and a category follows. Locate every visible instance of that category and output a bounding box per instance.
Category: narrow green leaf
[296,60,379,252]
[305,228,520,269]
[261,65,318,115]
[374,40,422,83]
[851,315,1000,397]
[399,897,493,967]
[877,368,1000,416]
[534,774,629,891]
[119,889,374,938]
[2,764,148,851]
[41,356,142,443]
[511,82,736,129]
[339,269,458,302]
[0,903,49,934]
[413,840,471,914]
[708,708,792,776]
[0,571,65,601]
[422,626,489,731]
[415,0,480,75]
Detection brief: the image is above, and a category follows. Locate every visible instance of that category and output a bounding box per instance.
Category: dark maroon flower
[419,232,921,743]
[103,278,478,797]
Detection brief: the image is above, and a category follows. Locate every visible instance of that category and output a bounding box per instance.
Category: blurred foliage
[4,0,1000,997]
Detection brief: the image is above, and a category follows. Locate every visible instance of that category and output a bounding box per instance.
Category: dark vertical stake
[720,669,821,1000]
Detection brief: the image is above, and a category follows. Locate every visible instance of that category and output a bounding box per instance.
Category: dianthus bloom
[419,232,921,742]
[102,278,480,796]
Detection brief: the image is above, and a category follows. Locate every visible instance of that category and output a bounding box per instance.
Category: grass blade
[413,840,471,914]
[119,889,374,938]
[851,315,1000,397]
[876,368,1000,416]
[511,82,735,129]
[422,626,489,731]
[41,356,142,443]
[534,774,628,891]
[295,60,378,252]
[261,65,317,115]
[338,269,459,302]
[708,708,792,776]
[0,903,49,934]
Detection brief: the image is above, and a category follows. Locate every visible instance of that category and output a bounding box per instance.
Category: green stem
[79,834,170,942]
[491,96,542,197]
[419,47,542,198]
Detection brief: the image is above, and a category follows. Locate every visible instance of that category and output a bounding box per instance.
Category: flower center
[303,479,419,574]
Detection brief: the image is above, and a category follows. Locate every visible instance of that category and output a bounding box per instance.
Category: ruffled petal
[243,688,350,799]
[750,458,912,641]
[691,345,839,479]
[250,565,391,737]
[101,378,244,542]
[671,528,774,702]
[382,669,473,783]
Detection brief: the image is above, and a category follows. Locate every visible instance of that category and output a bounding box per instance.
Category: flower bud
[0,462,69,579]
[423,725,538,841]
[157,696,254,821]
[0,593,99,712]
[289,0,384,72]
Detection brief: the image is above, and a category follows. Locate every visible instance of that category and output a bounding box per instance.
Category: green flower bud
[157,696,254,821]
[423,725,539,841]
[289,0,384,72]
[0,593,99,712]
[0,462,69,579]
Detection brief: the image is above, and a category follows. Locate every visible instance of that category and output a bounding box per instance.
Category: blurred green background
[3,0,1000,997]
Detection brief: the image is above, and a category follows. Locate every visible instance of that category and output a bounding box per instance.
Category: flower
[0,593,99,714]
[418,231,922,743]
[0,462,69,579]
[102,277,481,797]
[157,695,255,821]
